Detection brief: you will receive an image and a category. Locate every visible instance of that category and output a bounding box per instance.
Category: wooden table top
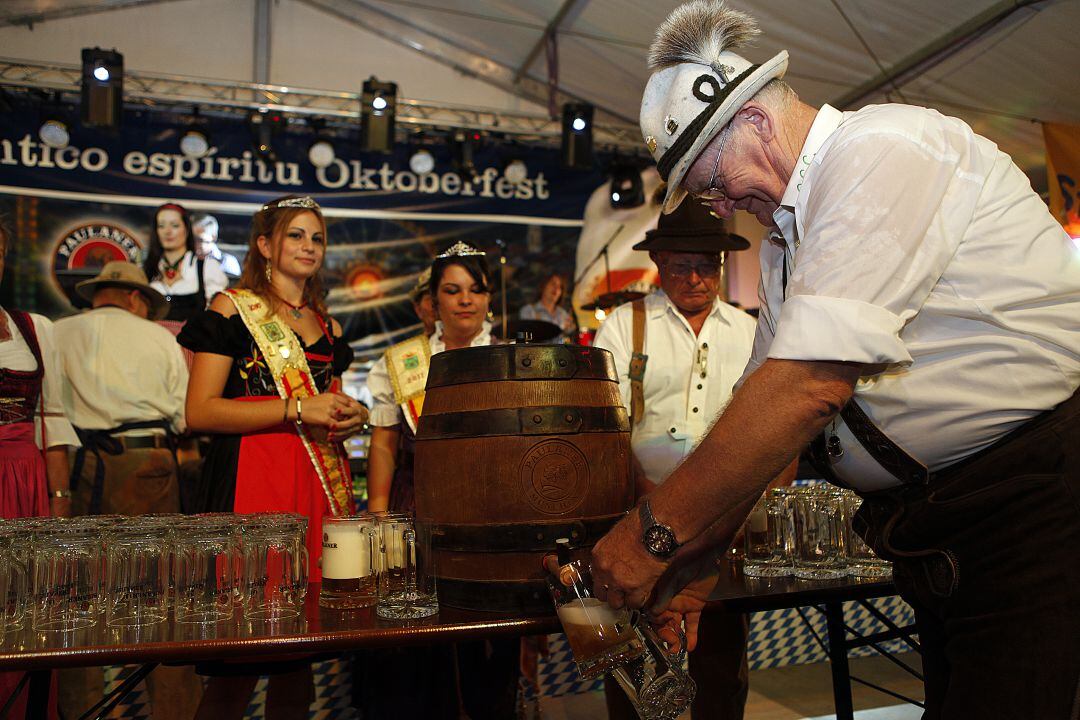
[0,588,560,670]
[0,563,896,670]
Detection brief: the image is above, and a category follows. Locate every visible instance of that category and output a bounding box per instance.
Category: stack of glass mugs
[319,511,437,620]
[741,485,892,580]
[0,512,310,635]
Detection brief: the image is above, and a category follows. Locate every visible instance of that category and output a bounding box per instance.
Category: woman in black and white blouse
[143,202,229,323]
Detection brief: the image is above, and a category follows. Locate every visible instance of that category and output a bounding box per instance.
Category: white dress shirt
[745,103,1080,490]
[0,309,80,449]
[149,251,229,304]
[594,291,756,483]
[54,307,189,435]
[367,321,494,427]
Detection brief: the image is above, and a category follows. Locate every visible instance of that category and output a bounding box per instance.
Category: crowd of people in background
[0,189,598,720]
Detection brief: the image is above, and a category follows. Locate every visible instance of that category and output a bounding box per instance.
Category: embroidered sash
[384,334,432,434]
[226,289,355,516]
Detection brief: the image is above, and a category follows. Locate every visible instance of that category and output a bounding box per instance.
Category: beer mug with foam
[547,559,695,720]
[320,515,379,609]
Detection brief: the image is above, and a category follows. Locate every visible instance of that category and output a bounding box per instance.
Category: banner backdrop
[0,102,609,379]
[1044,121,1080,238]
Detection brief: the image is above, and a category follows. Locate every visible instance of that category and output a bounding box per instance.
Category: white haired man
[590,2,1080,718]
[192,213,241,278]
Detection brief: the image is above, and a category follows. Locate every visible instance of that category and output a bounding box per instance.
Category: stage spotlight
[249,109,282,163]
[561,102,593,170]
[306,118,336,168]
[39,118,70,149]
[361,77,397,153]
[451,130,480,181]
[80,47,123,130]
[504,158,528,185]
[609,163,644,209]
[410,148,435,175]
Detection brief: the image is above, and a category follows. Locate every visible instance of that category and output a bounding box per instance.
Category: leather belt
[118,434,169,450]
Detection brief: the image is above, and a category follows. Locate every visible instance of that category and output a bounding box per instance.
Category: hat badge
[664,115,679,135]
[645,135,657,153]
[712,63,735,83]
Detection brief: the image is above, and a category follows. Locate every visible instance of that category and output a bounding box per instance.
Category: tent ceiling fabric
[1,0,1077,178]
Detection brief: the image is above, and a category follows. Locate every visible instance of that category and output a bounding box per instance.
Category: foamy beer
[319,516,378,609]
[548,560,645,679]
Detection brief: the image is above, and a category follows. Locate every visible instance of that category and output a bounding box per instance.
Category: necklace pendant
[290,307,303,320]
[164,268,178,280]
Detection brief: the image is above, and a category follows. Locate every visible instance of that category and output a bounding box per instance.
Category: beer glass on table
[173,517,240,623]
[375,513,437,620]
[320,515,379,609]
[547,559,695,720]
[104,519,169,627]
[840,490,892,579]
[793,486,846,580]
[241,514,308,620]
[32,523,101,632]
[742,487,796,577]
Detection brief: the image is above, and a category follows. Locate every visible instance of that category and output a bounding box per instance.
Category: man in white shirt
[594,198,767,720]
[591,3,1080,718]
[192,213,242,278]
[54,261,200,720]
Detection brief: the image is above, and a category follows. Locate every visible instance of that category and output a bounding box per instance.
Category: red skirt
[0,422,49,519]
[232,399,337,583]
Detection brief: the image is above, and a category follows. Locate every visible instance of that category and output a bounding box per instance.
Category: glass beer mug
[241,514,308,620]
[547,559,695,720]
[320,515,379,609]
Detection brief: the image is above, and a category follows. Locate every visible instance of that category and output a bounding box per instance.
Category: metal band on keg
[425,344,618,388]
[415,406,630,440]
[427,513,626,553]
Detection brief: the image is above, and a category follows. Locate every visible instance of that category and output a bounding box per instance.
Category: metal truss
[0,57,644,151]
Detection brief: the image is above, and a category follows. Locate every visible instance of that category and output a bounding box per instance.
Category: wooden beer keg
[414,343,633,614]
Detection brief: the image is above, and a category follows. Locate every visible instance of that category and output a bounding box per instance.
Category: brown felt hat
[633,198,750,254]
[75,261,169,320]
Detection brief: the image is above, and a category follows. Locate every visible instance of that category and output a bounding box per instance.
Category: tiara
[436,241,485,259]
[261,196,320,212]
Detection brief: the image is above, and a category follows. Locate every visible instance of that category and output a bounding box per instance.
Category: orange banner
[1044,122,1080,237]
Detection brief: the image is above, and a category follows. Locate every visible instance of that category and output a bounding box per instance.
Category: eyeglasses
[663,260,722,279]
[687,126,732,202]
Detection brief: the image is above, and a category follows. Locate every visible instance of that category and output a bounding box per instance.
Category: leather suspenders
[629,299,648,428]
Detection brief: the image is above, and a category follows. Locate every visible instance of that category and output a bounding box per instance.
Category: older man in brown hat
[594,198,790,720]
[54,261,200,720]
[592,2,1080,718]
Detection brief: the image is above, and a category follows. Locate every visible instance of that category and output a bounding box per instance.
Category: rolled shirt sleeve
[202,257,230,303]
[33,315,80,449]
[592,304,634,411]
[768,126,965,367]
[365,354,404,427]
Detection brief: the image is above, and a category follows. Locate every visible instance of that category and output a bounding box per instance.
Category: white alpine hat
[640,1,788,214]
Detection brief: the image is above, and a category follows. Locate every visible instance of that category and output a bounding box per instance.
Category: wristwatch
[638,497,680,558]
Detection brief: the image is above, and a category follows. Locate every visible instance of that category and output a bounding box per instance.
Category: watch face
[643,525,675,556]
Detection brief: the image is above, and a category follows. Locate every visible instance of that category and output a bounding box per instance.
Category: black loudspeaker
[80,48,123,130]
[361,77,397,153]
[561,103,593,170]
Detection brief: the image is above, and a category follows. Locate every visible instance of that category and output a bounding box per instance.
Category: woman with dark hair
[365,241,493,513]
[145,202,229,323]
[519,272,575,340]
[360,242,519,720]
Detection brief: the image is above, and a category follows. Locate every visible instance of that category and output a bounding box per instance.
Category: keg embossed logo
[519,439,589,515]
